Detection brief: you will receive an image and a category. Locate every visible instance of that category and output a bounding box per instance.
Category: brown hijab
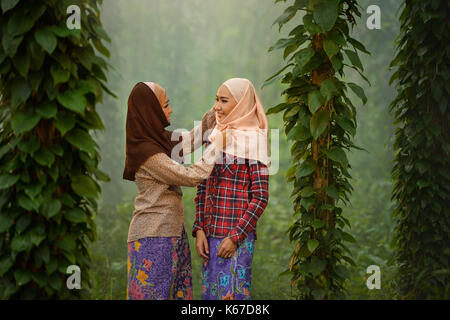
[123,82,182,181]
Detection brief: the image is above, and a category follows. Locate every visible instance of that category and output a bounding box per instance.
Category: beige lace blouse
[127,110,218,242]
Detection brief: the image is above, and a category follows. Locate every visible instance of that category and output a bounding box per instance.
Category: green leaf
[344,49,364,71]
[266,103,289,115]
[269,38,295,52]
[0,255,14,277]
[297,160,315,177]
[33,147,55,167]
[320,79,337,101]
[300,186,315,197]
[287,123,311,141]
[330,56,343,72]
[12,49,30,77]
[71,174,99,198]
[303,14,322,34]
[13,110,41,137]
[323,38,339,58]
[348,37,370,55]
[307,239,319,252]
[336,117,356,136]
[1,31,23,57]
[16,215,32,234]
[0,214,14,233]
[295,48,315,67]
[57,90,86,114]
[273,6,298,31]
[41,199,62,219]
[313,0,339,32]
[50,64,70,86]
[7,3,46,36]
[18,194,38,211]
[300,197,315,210]
[312,219,325,230]
[34,27,57,54]
[65,208,87,223]
[10,78,31,109]
[36,101,58,119]
[48,274,62,291]
[11,233,32,252]
[94,169,110,182]
[65,129,95,154]
[0,174,20,189]
[324,147,348,167]
[347,82,367,104]
[341,230,356,243]
[310,109,329,139]
[55,235,76,252]
[308,90,325,113]
[1,0,20,13]
[29,223,46,246]
[14,269,32,286]
[24,180,45,199]
[263,63,294,88]
[54,112,76,136]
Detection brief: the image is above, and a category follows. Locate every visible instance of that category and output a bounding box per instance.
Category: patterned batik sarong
[201,232,255,300]
[127,226,193,300]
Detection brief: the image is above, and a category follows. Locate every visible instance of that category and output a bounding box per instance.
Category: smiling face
[214,84,237,121]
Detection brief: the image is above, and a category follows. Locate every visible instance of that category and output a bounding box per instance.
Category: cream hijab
[209,78,270,167]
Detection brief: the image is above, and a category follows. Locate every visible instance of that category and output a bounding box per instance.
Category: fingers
[196,240,209,260]
[204,238,209,255]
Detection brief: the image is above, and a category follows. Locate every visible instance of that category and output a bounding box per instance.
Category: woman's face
[160,91,173,123]
[214,85,237,121]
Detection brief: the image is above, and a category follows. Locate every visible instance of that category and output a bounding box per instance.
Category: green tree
[0,0,112,299]
[265,0,369,299]
[389,0,450,299]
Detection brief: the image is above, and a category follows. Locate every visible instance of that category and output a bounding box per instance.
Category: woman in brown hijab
[123,82,224,300]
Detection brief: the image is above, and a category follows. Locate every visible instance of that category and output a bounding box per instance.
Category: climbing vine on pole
[265,0,369,299]
[389,0,450,299]
[0,0,113,299]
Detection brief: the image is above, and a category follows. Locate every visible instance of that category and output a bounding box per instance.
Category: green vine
[0,0,113,299]
[265,0,369,299]
[389,0,450,299]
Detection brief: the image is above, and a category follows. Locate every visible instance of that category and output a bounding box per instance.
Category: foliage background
[88,0,401,299]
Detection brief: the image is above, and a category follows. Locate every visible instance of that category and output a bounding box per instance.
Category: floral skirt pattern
[127,226,193,300]
[201,233,255,300]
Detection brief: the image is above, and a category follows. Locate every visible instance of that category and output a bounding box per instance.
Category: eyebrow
[216,96,229,100]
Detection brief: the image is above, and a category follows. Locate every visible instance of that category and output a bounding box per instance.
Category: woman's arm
[227,161,269,247]
[137,143,219,187]
[180,107,216,156]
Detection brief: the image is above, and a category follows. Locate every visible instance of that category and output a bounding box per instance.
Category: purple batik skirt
[127,226,193,300]
[201,232,255,300]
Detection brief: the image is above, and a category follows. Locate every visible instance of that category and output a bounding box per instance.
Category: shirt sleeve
[227,161,269,247]
[192,178,207,237]
[138,143,219,187]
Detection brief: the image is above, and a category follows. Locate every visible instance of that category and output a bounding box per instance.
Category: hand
[195,230,209,261]
[217,238,237,259]
[201,108,216,131]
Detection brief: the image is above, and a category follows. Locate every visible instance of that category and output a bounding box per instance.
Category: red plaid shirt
[192,144,269,247]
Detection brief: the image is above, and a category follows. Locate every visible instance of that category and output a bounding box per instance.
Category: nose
[214,103,221,111]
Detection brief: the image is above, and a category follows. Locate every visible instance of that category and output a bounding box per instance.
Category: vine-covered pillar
[0,0,113,299]
[265,0,369,299]
[389,0,450,299]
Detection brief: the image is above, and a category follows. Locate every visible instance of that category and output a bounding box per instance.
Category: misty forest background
[87,0,400,299]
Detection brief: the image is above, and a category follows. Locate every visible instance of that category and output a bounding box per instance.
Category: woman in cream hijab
[192,78,270,300]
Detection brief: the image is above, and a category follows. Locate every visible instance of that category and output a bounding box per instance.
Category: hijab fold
[208,78,270,167]
[123,82,182,181]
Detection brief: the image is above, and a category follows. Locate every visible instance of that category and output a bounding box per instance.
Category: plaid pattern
[192,144,269,247]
